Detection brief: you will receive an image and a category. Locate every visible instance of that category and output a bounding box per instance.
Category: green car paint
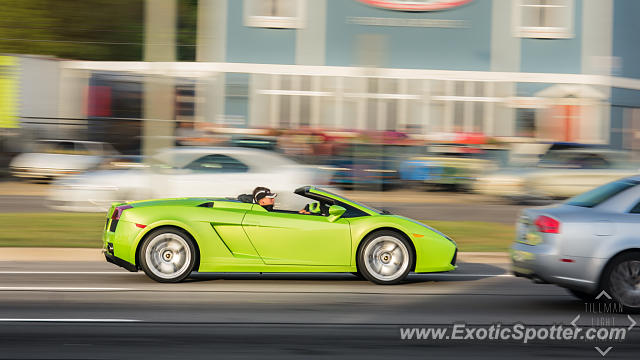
[308,202,322,214]
[103,186,457,274]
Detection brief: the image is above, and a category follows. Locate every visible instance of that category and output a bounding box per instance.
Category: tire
[351,271,364,279]
[357,230,414,285]
[139,228,196,283]
[601,252,640,312]
[566,288,596,302]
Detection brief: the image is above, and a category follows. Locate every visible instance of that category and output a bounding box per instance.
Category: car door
[242,205,352,266]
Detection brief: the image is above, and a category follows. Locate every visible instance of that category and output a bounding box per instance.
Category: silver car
[512,177,640,311]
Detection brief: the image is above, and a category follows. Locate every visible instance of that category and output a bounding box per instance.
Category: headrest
[237,194,254,203]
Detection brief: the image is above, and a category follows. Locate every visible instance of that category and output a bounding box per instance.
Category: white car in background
[47,147,330,212]
[10,140,118,180]
[474,149,640,201]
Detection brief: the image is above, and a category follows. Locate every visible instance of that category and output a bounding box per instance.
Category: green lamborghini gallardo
[103,186,457,284]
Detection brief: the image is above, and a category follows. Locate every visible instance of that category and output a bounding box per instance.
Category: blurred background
[4,4,640,358]
[3,0,640,249]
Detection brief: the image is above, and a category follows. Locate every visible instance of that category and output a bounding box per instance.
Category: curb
[0,248,104,262]
[0,248,510,263]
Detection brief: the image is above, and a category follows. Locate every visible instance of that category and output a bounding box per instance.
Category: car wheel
[357,230,414,285]
[602,252,640,312]
[566,288,595,302]
[140,228,196,283]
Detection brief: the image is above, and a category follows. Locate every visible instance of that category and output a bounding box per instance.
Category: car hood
[390,215,454,242]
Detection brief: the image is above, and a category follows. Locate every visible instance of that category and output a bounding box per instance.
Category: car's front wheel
[140,228,196,283]
[357,230,414,285]
[602,252,640,312]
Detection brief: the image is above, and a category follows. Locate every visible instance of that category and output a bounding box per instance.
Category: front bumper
[11,167,79,179]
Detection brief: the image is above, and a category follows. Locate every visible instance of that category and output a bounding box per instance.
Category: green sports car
[103,186,457,284]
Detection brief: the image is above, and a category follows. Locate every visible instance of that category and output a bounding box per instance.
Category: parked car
[512,177,640,311]
[47,147,330,212]
[473,149,640,201]
[324,144,412,190]
[10,140,118,181]
[400,144,498,191]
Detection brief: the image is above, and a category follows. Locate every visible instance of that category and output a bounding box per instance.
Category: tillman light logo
[357,0,473,12]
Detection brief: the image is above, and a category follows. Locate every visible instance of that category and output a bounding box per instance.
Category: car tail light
[109,205,132,233]
[534,215,560,234]
[111,205,132,220]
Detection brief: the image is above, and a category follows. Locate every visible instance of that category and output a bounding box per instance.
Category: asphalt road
[0,195,529,223]
[0,260,637,359]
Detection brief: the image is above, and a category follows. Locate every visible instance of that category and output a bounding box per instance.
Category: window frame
[513,0,574,39]
[243,0,306,29]
[629,200,640,214]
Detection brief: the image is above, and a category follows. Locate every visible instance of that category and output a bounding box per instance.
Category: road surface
[0,260,636,359]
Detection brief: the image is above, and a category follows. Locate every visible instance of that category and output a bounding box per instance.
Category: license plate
[512,250,535,262]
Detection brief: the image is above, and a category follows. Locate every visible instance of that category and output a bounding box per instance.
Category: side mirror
[327,205,346,222]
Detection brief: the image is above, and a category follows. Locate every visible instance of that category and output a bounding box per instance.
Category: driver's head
[253,186,277,206]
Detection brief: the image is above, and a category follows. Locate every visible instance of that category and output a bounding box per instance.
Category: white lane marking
[0,271,136,275]
[0,318,140,323]
[416,274,513,277]
[0,287,132,291]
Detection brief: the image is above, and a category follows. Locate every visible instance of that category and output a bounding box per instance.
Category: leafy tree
[0,0,197,61]
[177,0,198,61]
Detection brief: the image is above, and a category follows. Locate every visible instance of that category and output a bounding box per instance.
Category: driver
[253,186,277,212]
[252,186,320,215]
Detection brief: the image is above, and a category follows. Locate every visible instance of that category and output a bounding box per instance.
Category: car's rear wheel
[357,230,413,285]
[140,228,196,283]
[602,252,640,312]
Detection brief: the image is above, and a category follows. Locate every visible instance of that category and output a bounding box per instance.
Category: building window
[515,108,536,137]
[244,0,305,29]
[514,0,574,39]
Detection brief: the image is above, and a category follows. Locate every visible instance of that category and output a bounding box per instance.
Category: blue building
[68,0,640,150]
[186,0,638,148]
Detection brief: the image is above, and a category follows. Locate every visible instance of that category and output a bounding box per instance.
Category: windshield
[34,141,84,155]
[565,179,638,208]
[316,187,383,214]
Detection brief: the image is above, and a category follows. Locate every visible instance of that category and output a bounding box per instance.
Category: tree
[0,0,197,61]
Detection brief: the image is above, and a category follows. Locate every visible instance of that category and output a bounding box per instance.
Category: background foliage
[0,0,197,61]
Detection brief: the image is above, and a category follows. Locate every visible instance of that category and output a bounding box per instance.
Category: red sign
[357,0,473,11]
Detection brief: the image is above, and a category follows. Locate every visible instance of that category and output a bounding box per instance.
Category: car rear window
[565,179,639,208]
